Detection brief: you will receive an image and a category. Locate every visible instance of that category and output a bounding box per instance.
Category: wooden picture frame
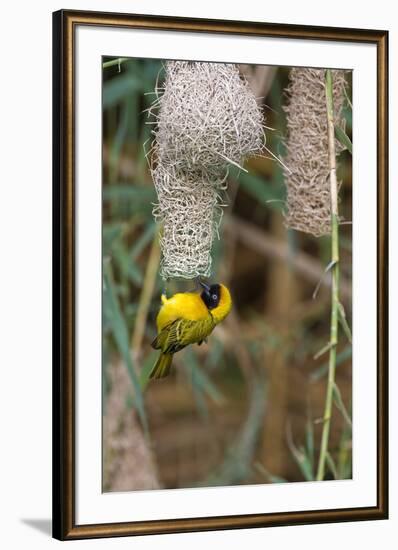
[53,9,388,540]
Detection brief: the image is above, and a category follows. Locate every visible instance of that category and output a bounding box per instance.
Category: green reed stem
[316,70,340,481]
[102,57,130,69]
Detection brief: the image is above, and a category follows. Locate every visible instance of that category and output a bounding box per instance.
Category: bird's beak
[199,281,211,292]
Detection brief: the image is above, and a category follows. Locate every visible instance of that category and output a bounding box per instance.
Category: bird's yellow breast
[156,292,210,331]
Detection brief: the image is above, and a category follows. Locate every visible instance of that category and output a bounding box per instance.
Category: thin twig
[316,70,340,481]
[103,57,130,69]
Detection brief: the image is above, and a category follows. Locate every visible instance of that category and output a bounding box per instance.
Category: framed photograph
[53,9,388,540]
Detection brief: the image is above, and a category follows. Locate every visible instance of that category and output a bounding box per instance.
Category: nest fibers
[148,61,265,279]
[283,68,347,237]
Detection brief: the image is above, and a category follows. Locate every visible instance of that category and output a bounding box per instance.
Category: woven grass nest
[148,61,265,280]
[283,68,347,237]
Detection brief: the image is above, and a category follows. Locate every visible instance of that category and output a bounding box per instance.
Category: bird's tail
[149,353,173,379]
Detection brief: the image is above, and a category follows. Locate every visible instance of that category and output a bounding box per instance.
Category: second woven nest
[149,61,265,279]
[283,68,347,237]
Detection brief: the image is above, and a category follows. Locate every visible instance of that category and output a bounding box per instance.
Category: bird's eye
[212,294,218,300]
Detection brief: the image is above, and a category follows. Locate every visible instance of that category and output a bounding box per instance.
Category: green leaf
[103,73,143,108]
[311,345,352,381]
[130,223,156,260]
[184,348,224,406]
[292,447,314,482]
[111,240,131,282]
[333,383,352,428]
[127,261,143,286]
[337,421,353,479]
[305,416,315,475]
[203,376,266,487]
[254,462,287,484]
[103,185,156,214]
[326,451,338,479]
[108,99,130,181]
[313,341,334,360]
[103,224,123,256]
[139,350,158,391]
[343,83,353,110]
[335,126,352,154]
[205,338,224,369]
[287,424,314,481]
[103,263,148,433]
[338,302,352,343]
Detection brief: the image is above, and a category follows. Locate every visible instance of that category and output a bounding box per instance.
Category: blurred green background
[102,57,352,492]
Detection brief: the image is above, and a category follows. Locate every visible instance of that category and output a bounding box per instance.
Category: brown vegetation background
[102,59,352,491]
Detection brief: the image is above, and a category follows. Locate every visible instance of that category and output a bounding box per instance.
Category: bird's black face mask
[200,282,221,310]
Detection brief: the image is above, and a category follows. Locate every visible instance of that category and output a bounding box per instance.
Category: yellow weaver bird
[150,282,232,379]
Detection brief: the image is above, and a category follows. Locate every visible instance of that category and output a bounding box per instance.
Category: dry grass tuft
[283,68,347,237]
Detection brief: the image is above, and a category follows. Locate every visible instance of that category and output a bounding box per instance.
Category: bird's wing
[151,317,214,354]
[151,321,180,352]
